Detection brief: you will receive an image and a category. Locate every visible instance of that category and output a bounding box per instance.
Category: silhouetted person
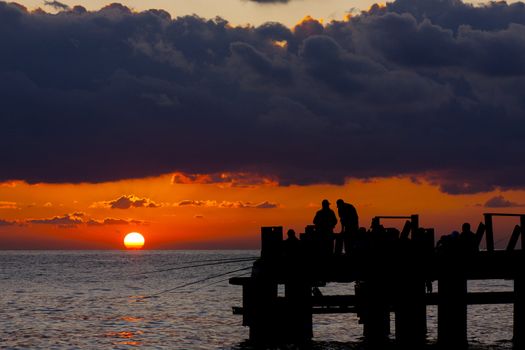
[313,199,337,256]
[283,229,300,258]
[335,199,359,254]
[313,199,337,234]
[436,231,461,255]
[460,222,478,253]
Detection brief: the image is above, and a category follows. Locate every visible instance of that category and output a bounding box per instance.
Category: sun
[124,232,145,250]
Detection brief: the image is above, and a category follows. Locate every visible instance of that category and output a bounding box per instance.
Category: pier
[229,213,525,348]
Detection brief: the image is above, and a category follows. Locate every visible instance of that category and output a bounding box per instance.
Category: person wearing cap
[313,199,338,234]
[336,199,359,255]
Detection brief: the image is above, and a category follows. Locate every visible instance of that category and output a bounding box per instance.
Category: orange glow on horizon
[2,174,525,250]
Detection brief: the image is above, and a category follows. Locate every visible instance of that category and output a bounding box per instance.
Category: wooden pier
[229,213,525,348]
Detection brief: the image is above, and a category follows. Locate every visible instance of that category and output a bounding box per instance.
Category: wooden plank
[374,216,412,219]
[507,225,521,251]
[521,216,525,250]
[485,213,525,217]
[514,278,525,347]
[475,222,486,248]
[232,292,516,318]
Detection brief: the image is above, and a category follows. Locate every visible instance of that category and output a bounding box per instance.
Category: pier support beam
[285,282,313,342]
[360,279,390,345]
[438,271,468,348]
[247,278,279,343]
[395,278,427,346]
[514,277,525,349]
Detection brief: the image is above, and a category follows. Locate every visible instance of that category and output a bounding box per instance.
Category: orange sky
[14,0,520,27]
[1,175,524,249]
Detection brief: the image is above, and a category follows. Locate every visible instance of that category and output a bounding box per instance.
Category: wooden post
[362,279,390,345]
[521,216,525,250]
[515,277,525,349]
[475,222,486,248]
[285,282,313,342]
[248,227,283,344]
[438,266,468,348]
[507,225,522,251]
[261,226,283,259]
[395,278,427,345]
[400,220,411,240]
[410,214,419,239]
[395,239,427,346]
[515,219,525,350]
[248,278,279,343]
[484,214,495,252]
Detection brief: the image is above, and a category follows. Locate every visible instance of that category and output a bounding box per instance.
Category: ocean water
[0,251,515,349]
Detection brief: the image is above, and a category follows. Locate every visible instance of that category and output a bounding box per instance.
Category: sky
[1,0,525,249]
[11,0,522,26]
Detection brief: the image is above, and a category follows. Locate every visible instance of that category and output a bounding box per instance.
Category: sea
[0,250,515,349]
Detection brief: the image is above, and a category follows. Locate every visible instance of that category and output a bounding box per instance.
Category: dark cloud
[484,195,523,208]
[44,1,70,11]
[24,212,142,227]
[384,0,525,32]
[2,1,525,194]
[86,218,143,225]
[252,201,279,209]
[0,219,17,226]
[174,199,280,209]
[171,172,277,188]
[91,195,160,209]
[28,213,84,227]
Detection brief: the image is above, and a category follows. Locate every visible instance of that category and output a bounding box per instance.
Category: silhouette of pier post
[438,259,468,348]
[396,221,431,346]
[513,214,525,349]
[248,227,282,343]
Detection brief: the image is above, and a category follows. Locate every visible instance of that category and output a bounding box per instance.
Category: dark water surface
[0,251,514,349]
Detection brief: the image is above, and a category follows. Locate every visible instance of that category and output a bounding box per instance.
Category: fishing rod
[131,257,257,276]
[143,265,253,298]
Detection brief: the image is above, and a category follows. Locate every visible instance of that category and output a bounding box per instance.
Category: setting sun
[124,232,145,249]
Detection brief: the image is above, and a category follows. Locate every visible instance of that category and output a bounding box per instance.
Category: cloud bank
[175,199,279,209]
[90,195,160,209]
[26,212,144,228]
[1,0,525,194]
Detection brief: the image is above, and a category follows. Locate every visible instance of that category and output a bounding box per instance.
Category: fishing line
[142,265,253,299]
[185,271,251,293]
[131,258,256,276]
[154,256,257,268]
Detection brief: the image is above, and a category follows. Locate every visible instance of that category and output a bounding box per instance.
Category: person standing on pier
[460,222,478,253]
[313,199,338,256]
[336,199,359,255]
